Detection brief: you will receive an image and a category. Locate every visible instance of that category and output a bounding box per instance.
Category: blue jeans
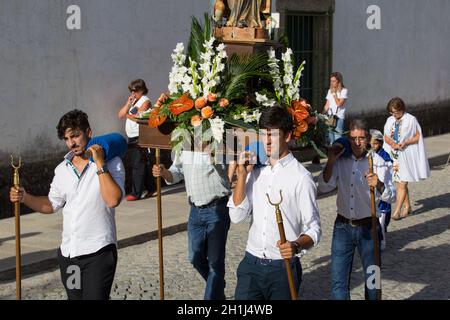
[331,218,382,300]
[328,118,345,145]
[235,252,302,300]
[188,203,230,300]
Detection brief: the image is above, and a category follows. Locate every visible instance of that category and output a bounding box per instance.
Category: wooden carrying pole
[266,191,297,300]
[155,148,165,300]
[11,155,22,300]
[368,152,382,300]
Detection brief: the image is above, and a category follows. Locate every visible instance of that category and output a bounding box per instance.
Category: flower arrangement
[254,47,328,151]
[147,14,329,158]
[149,14,268,155]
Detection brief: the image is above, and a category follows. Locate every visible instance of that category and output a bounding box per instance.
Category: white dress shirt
[228,152,322,260]
[317,152,396,220]
[48,152,125,258]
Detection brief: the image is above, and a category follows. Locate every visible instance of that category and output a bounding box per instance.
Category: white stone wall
[332,0,450,114]
[0,0,207,163]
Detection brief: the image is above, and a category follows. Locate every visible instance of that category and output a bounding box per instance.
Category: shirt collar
[64,151,75,163]
[268,152,294,168]
[351,151,369,161]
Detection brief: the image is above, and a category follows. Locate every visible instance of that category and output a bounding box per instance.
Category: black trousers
[57,244,117,300]
[128,141,155,197]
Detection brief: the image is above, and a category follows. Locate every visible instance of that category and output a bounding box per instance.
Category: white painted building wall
[332,0,450,114]
[0,0,207,163]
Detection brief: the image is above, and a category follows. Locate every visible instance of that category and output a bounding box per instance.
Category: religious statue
[227,0,263,28]
[212,0,271,28]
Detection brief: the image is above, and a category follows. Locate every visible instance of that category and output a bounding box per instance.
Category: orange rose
[195,97,207,109]
[201,106,214,119]
[219,98,229,108]
[207,93,217,102]
[191,115,202,127]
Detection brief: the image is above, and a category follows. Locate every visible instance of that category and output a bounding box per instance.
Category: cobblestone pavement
[1,164,449,300]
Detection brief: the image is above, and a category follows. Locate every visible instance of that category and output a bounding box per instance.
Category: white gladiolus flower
[205,37,215,50]
[255,92,276,107]
[254,110,262,122]
[209,117,225,144]
[217,43,226,52]
[283,75,292,85]
[175,43,184,53]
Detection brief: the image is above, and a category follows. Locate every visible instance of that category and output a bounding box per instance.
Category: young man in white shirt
[228,106,322,300]
[10,110,125,300]
[318,119,395,300]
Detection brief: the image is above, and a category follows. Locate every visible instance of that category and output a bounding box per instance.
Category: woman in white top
[383,97,430,220]
[118,79,153,201]
[323,72,348,144]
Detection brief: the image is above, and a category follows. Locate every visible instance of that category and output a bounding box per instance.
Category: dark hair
[330,72,345,88]
[258,106,293,134]
[56,109,90,140]
[128,79,148,95]
[349,119,368,133]
[386,97,406,113]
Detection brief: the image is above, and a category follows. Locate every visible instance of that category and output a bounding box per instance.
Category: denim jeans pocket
[334,220,347,229]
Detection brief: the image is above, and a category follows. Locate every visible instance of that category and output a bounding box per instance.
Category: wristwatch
[96,164,109,175]
[293,241,302,255]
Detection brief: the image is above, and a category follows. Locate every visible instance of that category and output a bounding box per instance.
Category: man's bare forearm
[232,173,247,206]
[323,159,335,183]
[23,193,54,214]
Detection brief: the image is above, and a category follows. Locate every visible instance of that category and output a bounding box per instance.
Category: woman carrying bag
[323,72,348,145]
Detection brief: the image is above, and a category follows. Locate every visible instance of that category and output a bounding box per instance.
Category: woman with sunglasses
[118,79,154,201]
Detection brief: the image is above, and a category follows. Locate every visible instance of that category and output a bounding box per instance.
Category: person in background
[118,79,154,201]
[370,129,393,250]
[323,72,348,145]
[383,97,430,220]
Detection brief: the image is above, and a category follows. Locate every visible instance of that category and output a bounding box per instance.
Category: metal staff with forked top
[11,155,22,300]
[368,151,382,300]
[266,190,298,300]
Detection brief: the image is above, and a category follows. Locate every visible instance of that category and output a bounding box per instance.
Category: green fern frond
[187,13,213,62]
[221,52,269,100]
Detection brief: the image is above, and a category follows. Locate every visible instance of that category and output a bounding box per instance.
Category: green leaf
[187,13,213,63]
[223,118,257,130]
[310,140,327,158]
[293,60,306,87]
[220,52,269,100]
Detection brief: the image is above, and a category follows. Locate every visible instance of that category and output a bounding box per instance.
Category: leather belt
[336,214,373,227]
[189,196,229,209]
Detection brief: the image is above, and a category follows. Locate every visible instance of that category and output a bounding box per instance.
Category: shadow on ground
[299,210,450,300]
